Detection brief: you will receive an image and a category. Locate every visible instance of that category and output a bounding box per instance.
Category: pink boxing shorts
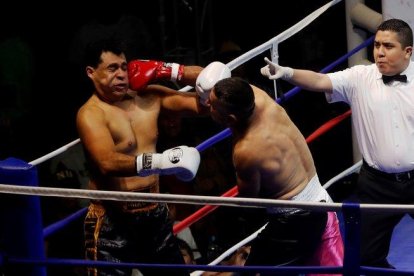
[306,211,344,276]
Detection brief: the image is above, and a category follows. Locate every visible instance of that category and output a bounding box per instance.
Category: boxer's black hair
[214,77,255,121]
[84,37,126,68]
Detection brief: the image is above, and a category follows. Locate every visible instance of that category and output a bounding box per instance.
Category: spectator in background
[202,245,251,276]
[178,238,197,265]
[169,202,202,262]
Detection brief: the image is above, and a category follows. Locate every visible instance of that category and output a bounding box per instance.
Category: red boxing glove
[128,60,184,91]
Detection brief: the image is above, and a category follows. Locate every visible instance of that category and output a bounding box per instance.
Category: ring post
[342,202,361,276]
[0,157,46,275]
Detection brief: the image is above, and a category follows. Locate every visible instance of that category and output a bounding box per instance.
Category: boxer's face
[87,51,128,102]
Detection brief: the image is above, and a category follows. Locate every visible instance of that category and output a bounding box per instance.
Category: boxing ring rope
[5,258,343,275]
[29,138,81,166]
[43,207,87,238]
[3,184,414,275]
[173,185,238,234]
[324,160,362,190]
[1,178,414,214]
[1,1,408,275]
[0,184,343,210]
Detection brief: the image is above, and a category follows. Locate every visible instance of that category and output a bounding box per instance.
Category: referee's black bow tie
[382,74,407,84]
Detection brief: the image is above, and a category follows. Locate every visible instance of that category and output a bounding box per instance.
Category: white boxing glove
[260,57,294,80]
[196,61,231,106]
[136,146,200,181]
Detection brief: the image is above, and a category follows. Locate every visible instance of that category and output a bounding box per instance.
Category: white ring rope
[179,0,341,92]
[190,223,268,276]
[226,0,342,71]
[29,138,80,166]
[0,183,340,211]
[2,183,414,213]
[323,160,362,190]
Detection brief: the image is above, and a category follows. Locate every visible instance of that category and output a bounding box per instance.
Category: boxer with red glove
[128,60,184,91]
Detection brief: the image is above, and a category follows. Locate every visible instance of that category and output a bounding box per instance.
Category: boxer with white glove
[195,61,231,106]
[260,57,294,80]
[135,145,200,181]
[128,60,184,91]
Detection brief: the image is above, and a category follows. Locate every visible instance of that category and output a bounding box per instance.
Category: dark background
[0,0,381,183]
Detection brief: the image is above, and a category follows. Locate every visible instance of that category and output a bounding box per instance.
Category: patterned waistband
[267,175,331,215]
[291,175,332,203]
[96,184,159,213]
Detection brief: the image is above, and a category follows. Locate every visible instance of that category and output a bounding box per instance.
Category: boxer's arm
[144,84,209,116]
[180,65,204,86]
[261,57,332,92]
[76,105,137,176]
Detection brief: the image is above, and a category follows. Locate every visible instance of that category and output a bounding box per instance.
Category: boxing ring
[2,0,414,275]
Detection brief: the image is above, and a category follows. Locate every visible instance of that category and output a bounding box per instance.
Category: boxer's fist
[136,146,200,181]
[128,60,184,91]
[195,62,231,106]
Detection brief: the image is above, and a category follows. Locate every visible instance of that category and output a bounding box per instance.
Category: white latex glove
[260,57,294,80]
